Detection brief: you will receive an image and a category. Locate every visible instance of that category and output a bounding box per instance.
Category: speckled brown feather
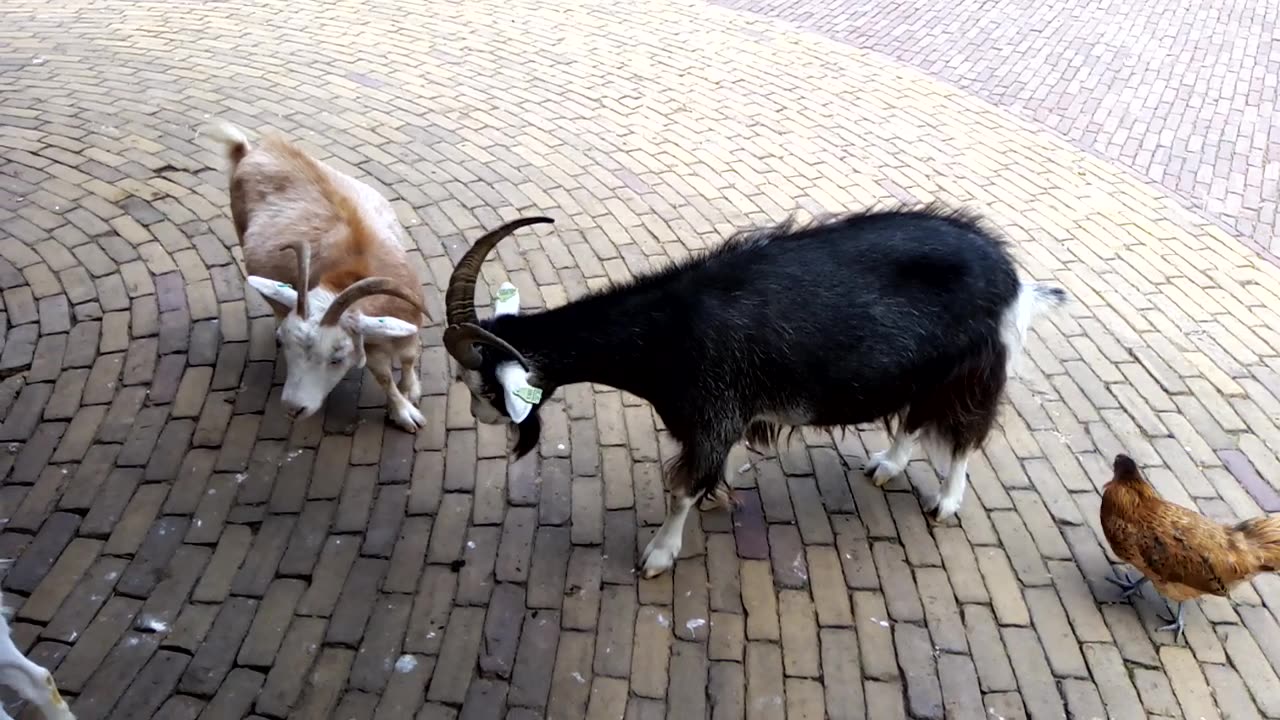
[1102,456,1280,602]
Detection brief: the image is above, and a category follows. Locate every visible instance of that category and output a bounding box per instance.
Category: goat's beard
[510,412,542,459]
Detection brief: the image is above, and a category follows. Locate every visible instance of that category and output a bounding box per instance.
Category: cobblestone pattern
[715,0,1280,258]
[4,0,1280,717]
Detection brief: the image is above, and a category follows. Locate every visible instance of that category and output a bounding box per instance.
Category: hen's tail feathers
[203,120,251,165]
[1236,515,1280,572]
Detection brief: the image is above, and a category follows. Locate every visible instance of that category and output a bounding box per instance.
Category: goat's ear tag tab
[495,361,537,423]
[493,282,520,317]
[513,385,542,404]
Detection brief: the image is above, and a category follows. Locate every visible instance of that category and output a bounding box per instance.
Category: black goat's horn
[444,216,554,327]
[442,322,533,372]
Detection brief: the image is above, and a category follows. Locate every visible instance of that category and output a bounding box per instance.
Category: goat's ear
[247,276,299,312]
[495,360,540,423]
[342,312,420,339]
[493,282,520,317]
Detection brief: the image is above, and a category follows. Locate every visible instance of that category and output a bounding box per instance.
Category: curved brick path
[3,0,1280,717]
[715,0,1280,259]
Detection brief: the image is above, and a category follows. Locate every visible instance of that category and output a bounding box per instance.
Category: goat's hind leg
[921,444,971,523]
[919,401,996,524]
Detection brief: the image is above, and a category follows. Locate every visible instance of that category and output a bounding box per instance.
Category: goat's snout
[281,396,316,420]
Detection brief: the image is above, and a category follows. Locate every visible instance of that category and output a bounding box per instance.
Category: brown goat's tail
[1236,515,1280,572]
[203,120,251,167]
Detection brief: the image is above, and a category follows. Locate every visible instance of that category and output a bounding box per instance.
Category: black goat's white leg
[640,439,730,578]
[923,448,970,522]
[639,488,697,579]
[865,425,916,487]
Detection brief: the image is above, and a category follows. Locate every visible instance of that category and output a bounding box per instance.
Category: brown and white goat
[205,122,429,432]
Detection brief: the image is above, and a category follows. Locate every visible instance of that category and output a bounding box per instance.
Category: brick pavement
[714,0,1280,259]
[3,0,1280,717]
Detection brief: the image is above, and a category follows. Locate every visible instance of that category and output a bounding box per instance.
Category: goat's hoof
[390,403,426,433]
[638,537,679,579]
[865,451,902,487]
[923,493,961,524]
[700,486,740,512]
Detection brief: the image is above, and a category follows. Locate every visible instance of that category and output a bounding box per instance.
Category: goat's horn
[445,216,554,326]
[284,239,311,318]
[443,322,533,374]
[320,277,426,327]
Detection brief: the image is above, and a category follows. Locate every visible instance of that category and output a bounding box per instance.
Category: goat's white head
[248,241,422,421]
[442,218,555,442]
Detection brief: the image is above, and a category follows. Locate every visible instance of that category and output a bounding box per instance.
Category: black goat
[443,207,1067,577]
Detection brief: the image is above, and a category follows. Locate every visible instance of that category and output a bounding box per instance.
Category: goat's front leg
[639,442,730,578]
[639,487,697,579]
[865,423,917,487]
[367,349,425,433]
[396,341,422,405]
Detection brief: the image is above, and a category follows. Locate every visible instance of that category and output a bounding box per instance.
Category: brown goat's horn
[445,216,554,326]
[443,322,534,375]
[283,239,311,318]
[320,277,426,327]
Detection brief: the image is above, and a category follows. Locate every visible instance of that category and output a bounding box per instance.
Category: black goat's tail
[1000,282,1067,376]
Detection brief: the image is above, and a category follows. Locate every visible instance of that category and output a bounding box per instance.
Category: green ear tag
[513,385,542,404]
[277,282,291,289]
[496,287,517,303]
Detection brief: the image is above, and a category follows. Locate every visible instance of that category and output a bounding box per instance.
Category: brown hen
[1101,453,1280,642]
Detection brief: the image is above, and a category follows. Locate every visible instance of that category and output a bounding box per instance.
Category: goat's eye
[329,356,344,366]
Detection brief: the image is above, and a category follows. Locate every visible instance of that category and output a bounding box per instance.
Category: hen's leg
[1156,602,1186,644]
[1106,571,1148,599]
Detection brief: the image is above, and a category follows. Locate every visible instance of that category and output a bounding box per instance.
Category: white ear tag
[245,276,299,310]
[493,282,520,317]
[495,361,541,423]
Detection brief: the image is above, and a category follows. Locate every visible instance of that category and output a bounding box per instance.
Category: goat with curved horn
[206,119,434,434]
[441,206,1070,582]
